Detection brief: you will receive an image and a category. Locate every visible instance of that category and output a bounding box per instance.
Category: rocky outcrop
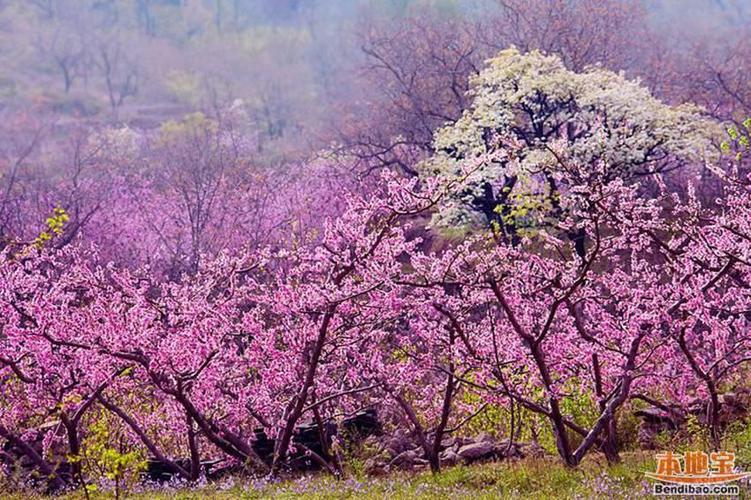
[0,422,74,492]
[634,408,681,449]
[634,391,751,449]
[363,432,540,473]
[144,409,381,482]
[457,441,495,461]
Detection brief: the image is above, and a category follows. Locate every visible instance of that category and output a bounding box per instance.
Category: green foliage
[653,428,674,451]
[493,185,560,239]
[461,401,504,437]
[80,410,147,492]
[560,385,599,430]
[613,407,642,452]
[163,70,203,106]
[653,413,709,453]
[721,118,751,160]
[723,418,751,468]
[158,112,218,144]
[458,388,560,456]
[682,414,709,452]
[33,207,69,248]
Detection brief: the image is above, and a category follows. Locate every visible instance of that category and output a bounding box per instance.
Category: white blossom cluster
[425,48,723,228]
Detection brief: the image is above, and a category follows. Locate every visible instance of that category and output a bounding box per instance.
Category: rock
[687,398,706,417]
[145,458,221,482]
[385,429,413,457]
[0,425,73,492]
[440,450,459,466]
[364,457,388,475]
[633,408,677,428]
[516,441,546,459]
[248,410,382,472]
[634,407,681,449]
[439,435,455,450]
[719,392,750,424]
[452,436,471,448]
[342,409,381,439]
[494,440,522,459]
[457,441,496,462]
[390,449,419,468]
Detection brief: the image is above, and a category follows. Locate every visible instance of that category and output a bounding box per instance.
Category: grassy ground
[4,451,751,499]
[5,451,724,499]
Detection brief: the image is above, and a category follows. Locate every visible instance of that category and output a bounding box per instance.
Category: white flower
[423,48,723,227]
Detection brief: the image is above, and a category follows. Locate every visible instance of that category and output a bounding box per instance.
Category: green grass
[1,452,690,499]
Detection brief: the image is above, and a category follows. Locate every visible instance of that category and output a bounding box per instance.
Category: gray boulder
[390,449,419,468]
[457,441,495,462]
[440,449,460,466]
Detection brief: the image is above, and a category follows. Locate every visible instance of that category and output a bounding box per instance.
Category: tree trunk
[270,307,335,475]
[0,425,67,491]
[592,354,620,463]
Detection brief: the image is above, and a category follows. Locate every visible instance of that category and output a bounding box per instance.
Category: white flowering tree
[424,48,721,250]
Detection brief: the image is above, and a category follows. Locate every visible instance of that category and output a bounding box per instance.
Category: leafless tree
[94,32,139,114]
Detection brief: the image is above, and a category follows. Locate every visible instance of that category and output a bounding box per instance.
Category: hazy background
[0,0,748,167]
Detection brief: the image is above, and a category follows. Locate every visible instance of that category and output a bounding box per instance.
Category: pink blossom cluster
[2,151,750,490]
